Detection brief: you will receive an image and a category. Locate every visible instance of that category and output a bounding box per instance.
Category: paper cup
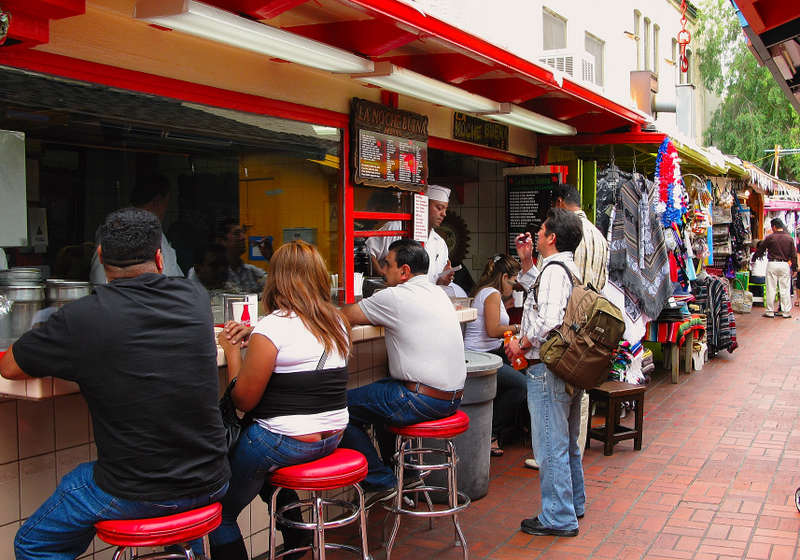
[512,290,524,308]
[231,301,257,327]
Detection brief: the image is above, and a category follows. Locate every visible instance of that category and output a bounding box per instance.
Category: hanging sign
[453,112,508,150]
[352,98,429,192]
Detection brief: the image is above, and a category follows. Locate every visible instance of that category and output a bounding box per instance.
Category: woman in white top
[464,254,526,457]
[210,240,351,560]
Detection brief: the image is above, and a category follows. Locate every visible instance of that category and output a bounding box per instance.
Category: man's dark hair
[130,173,170,207]
[193,242,227,267]
[388,238,429,274]
[100,207,161,268]
[214,217,240,240]
[543,208,583,254]
[771,218,786,231]
[551,183,581,207]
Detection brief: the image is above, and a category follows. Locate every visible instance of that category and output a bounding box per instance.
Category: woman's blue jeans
[209,422,342,547]
[340,378,462,491]
[526,363,585,529]
[15,462,228,560]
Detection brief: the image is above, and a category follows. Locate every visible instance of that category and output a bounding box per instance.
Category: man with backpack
[506,207,585,537]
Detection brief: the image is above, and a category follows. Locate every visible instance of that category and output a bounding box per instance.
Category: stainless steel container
[44,280,93,307]
[0,284,45,348]
[0,267,42,286]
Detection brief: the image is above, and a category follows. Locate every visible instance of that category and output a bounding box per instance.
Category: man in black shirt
[1,207,230,560]
[753,218,797,318]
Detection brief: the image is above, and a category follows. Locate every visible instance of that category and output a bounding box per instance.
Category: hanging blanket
[608,174,673,318]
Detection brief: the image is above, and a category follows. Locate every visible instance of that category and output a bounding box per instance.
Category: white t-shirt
[251,310,349,435]
[358,275,466,391]
[463,287,509,352]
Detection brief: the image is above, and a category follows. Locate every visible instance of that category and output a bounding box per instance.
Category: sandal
[490,437,504,457]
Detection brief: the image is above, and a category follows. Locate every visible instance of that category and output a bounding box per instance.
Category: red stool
[266,448,370,560]
[383,410,470,560]
[94,502,221,560]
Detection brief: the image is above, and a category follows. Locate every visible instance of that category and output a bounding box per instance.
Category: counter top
[0,307,478,399]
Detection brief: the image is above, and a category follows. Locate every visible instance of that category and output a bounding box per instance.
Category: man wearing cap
[340,238,466,506]
[366,185,457,285]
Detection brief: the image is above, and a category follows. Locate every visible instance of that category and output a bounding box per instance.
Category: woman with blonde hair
[210,240,350,560]
[464,254,526,457]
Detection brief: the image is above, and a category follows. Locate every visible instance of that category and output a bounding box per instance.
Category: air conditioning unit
[538,50,596,85]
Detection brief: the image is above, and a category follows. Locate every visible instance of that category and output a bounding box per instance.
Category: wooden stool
[95,502,221,560]
[586,381,645,456]
[266,448,370,560]
[382,410,471,560]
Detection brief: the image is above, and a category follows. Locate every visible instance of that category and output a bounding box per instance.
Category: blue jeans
[492,363,528,439]
[340,378,462,490]
[209,422,343,546]
[526,363,585,529]
[15,462,228,560]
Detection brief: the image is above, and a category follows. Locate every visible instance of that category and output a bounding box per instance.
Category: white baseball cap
[427,184,450,203]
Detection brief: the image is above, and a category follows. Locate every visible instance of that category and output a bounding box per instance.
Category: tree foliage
[696,0,800,181]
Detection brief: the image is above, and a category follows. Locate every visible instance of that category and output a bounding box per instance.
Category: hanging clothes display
[692,275,738,354]
[596,164,632,237]
[608,173,673,319]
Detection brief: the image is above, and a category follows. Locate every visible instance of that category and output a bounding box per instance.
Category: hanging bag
[220,378,247,456]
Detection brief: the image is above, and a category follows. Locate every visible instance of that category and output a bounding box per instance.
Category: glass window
[353,186,413,277]
[634,10,641,70]
[543,8,567,51]
[585,33,605,87]
[653,24,660,76]
[644,18,651,71]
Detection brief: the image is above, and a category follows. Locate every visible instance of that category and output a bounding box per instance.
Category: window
[653,24,659,75]
[643,18,651,71]
[633,10,642,70]
[543,8,567,50]
[671,38,678,66]
[585,33,604,86]
[679,49,693,84]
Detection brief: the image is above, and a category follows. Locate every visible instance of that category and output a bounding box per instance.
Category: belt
[527,358,542,365]
[403,381,463,401]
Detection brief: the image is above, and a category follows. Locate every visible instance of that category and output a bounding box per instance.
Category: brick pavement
[327,309,800,559]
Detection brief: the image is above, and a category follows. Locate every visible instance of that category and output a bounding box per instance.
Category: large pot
[45,280,92,307]
[0,267,42,286]
[0,284,45,349]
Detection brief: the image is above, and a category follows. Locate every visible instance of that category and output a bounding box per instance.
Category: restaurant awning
[0,0,648,138]
[733,0,800,115]
[742,161,800,196]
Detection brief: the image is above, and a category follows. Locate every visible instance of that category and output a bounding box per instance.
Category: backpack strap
[532,261,580,301]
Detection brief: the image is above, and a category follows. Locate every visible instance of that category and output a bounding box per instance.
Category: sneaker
[524,458,539,470]
[782,313,792,318]
[520,516,578,537]
[403,474,424,489]
[363,487,396,509]
[763,313,775,318]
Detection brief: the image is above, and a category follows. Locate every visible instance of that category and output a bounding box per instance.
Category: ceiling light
[487,103,576,136]
[351,61,501,114]
[135,0,374,74]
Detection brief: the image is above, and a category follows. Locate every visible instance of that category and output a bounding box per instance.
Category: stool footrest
[383,487,470,518]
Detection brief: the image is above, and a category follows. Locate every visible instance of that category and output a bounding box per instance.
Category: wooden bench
[585,381,645,456]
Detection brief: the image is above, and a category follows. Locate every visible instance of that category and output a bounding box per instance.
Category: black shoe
[363,487,397,509]
[520,516,578,537]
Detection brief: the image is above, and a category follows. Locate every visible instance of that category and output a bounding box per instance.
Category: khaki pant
[765,261,791,316]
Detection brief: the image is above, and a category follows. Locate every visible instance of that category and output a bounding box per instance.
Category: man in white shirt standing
[507,208,585,538]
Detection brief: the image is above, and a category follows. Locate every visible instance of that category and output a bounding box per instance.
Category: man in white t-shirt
[340,239,466,506]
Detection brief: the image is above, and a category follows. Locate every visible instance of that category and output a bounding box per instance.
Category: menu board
[352,98,429,192]
[506,173,562,255]
[357,130,427,185]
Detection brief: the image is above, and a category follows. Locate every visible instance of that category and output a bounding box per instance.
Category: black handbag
[220,378,244,456]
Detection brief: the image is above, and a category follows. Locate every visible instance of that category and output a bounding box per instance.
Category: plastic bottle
[504,330,528,371]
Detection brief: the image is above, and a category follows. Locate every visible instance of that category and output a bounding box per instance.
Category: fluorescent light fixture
[135,0,374,74]
[351,61,501,114]
[487,103,576,136]
[312,125,340,136]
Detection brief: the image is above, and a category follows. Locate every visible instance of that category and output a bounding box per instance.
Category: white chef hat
[427,184,451,203]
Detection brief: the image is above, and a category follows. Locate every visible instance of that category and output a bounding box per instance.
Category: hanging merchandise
[654,138,688,229]
[596,160,632,237]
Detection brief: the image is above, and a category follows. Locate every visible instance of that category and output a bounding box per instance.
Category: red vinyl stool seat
[383,410,471,560]
[95,502,221,560]
[265,448,371,560]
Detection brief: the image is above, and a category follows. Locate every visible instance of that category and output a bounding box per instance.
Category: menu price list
[358,130,426,186]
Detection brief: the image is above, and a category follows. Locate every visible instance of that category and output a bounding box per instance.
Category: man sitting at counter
[215,217,269,294]
[0,207,230,560]
[340,238,467,506]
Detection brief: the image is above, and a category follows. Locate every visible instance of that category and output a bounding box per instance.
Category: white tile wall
[17,400,54,460]
[0,521,20,560]
[19,453,56,519]
[0,463,20,526]
[0,402,18,465]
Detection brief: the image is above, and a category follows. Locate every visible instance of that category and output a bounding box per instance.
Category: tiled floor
[325,308,800,559]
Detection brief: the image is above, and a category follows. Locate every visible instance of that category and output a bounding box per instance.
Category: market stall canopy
[733,0,800,115]
[742,161,800,196]
[0,0,648,137]
[763,198,800,212]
